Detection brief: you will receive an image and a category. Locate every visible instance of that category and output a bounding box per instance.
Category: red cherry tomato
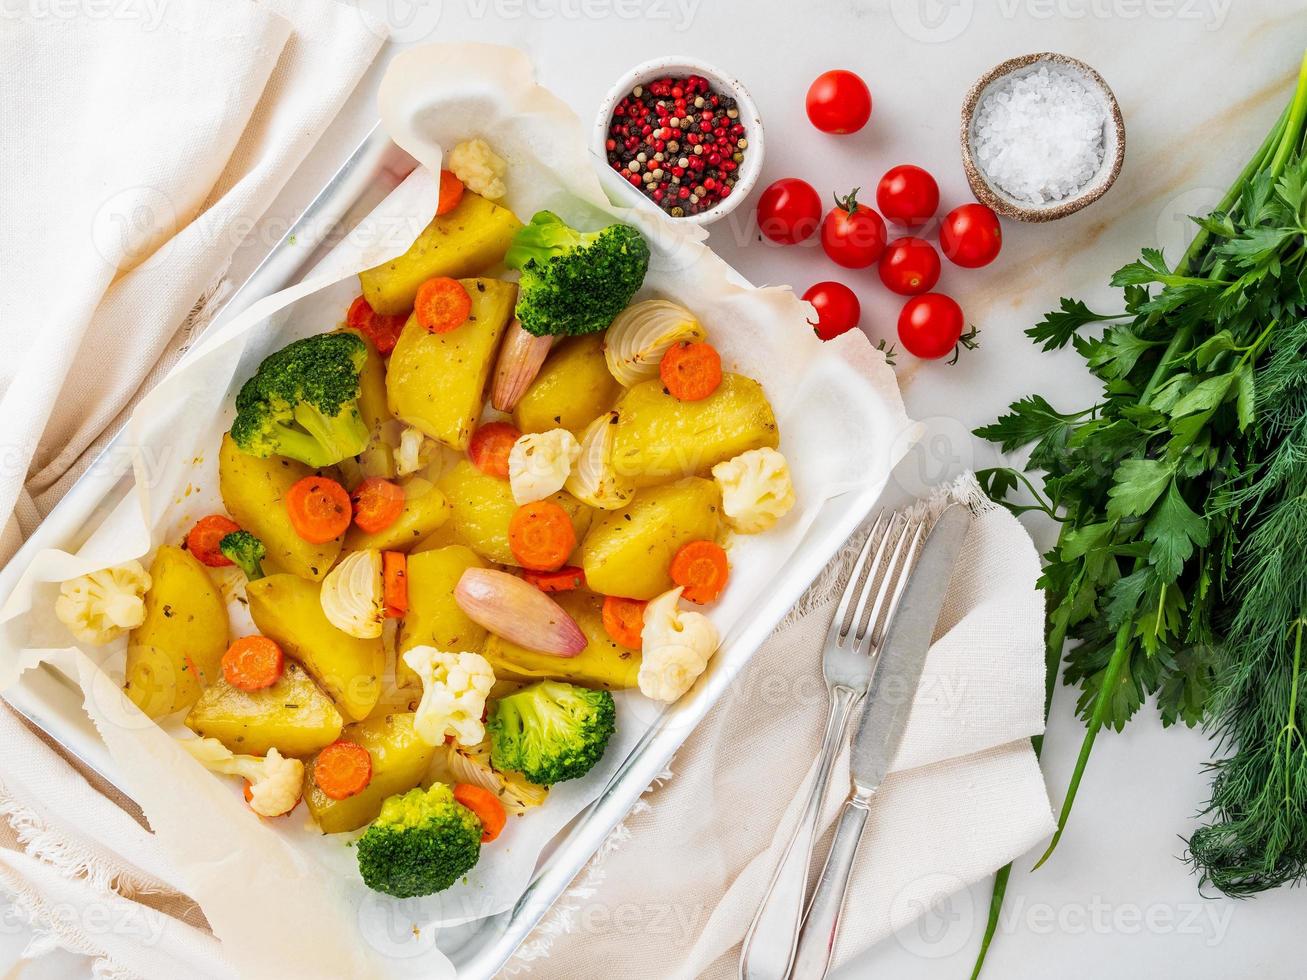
[820,189,886,269]
[898,293,965,360]
[756,178,823,244]
[805,70,872,134]
[876,165,940,228]
[803,282,861,341]
[878,237,941,296]
[940,203,1003,268]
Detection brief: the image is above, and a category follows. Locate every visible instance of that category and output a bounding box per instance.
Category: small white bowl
[593,56,764,227]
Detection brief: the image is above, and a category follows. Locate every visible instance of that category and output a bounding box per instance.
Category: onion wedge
[454,568,585,656]
[491,319,554,412]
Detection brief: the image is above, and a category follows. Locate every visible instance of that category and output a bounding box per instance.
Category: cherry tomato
[898,293,965,360]
[876,165,940,228]
[803,282,861,341]
[878,237,941,296]
[756,178,823,244]
[940,203,1003,268]
[820,189,886,269]
[805,70,872,134]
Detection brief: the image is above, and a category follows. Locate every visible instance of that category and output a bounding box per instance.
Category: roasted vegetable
[185,662,343,757]
[218,530,266,581]
[342,476,451,553]
[356,783,482,897]
[339,327,396,485]
[397,546,489,689]
[487,680,616,784]
[513,334,621,434]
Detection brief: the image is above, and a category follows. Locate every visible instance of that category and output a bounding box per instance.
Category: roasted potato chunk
[397,545,489,689]
[342,476,450,553]
[513,334,621,434]
[610,374,779,489]
[483,590,640,690]
[357,191,523,316]
[185,663,343,758]
[581,477,721,599]
[124,545,228,718]
[387,278,517,450]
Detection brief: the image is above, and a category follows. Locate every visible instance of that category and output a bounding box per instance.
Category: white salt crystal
[973,65,1107,205]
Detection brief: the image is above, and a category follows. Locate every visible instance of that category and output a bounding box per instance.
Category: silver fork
[739,512,925,980]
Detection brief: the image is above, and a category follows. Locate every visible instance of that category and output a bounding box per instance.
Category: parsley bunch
[969,50,1307,976]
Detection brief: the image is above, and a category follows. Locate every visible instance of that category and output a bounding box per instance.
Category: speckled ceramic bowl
[960,52,1125,222]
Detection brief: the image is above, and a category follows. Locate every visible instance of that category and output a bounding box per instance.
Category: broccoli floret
[504,211,650,337]
[356,784,482,898]
[219,530,265,581]
[229,332,370,468]
[486,680,616,785]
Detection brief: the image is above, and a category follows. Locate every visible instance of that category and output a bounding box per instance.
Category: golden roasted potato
[342,476,450,553]
[124,545,228,718]
[610,374,779,489]
[396,545,489,689]
[387,278,517,450]
[435,459,591,565]
[581,477,721,599]
[357,191,523,316]
[483,590,640,690]
[246,574,384,722]
[513,334,621,434]
[303,712,436,833]
[185,663,343,757]
[339,328,395,486]
[218,433,342,581]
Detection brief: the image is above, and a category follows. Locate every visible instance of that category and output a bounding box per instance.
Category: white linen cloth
[0,0,381,974]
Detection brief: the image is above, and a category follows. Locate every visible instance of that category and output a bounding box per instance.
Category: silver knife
[789,504,972,980]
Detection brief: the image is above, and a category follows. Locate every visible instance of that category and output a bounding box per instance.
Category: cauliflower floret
[320,549,384,638]
[638,587,719,703]
[395,425,434,477]
[403,646,496,746]
[182,738,303,817]
[54,561,152,645]
[509,429,581,505]
[711,448,796,534]
[448,138,507,200]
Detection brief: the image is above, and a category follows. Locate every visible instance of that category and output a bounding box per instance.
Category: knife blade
[848,503,971,791]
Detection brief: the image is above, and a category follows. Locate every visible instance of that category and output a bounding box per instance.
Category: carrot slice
[468,421,521,479]
[222,635,284,691]
[286,476,352,544]
[187,515,240,567]
[602,596,647,649]
[314,740,372,800]
[508,501,576,572]
[352,477,405,533]
[345,296,407,355]
[415,277,472,334]
[383,551,408,618]
[453,783,507,842]
[437,170,466,216]
[670,540,730,604]
[659,340,723,401]
[523,565,586,593]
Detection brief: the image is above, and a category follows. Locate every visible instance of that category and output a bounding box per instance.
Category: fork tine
[835,514,910,643]
[829,512,887,638]
[847,514,915,646]
[855,516,928,657]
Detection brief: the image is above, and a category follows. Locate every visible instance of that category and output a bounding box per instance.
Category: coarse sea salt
[973,65,1106,206]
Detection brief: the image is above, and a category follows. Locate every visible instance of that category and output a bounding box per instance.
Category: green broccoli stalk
[356,784,482,898]
[504,211,650,337]
[486,680,615,785]
[219,530,265,581]
[229,332,370,468]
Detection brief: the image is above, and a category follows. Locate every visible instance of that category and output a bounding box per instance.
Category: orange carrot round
[602,595,647,649]
[660,340,723,401]
[352,477,405,533]
[314,740,372,800]
[523,565,586,593]
[670,540,730,604]
[437,170,466,215]
[345,296,407,355]
[286,476,352,544]
[508,501,576,571]
[383,551,408,618]
[187,515,240,567]
[415,277,472,334]
[453,783,507,842]
[468,421,521,479]
[222,635,284,691]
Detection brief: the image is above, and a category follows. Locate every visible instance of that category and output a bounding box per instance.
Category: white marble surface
[228,0,1306,976]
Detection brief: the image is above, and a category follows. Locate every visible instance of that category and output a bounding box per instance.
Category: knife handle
[790,787,873,980]
[738,684,858,980]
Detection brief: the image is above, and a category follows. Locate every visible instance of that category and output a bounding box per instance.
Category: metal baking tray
[0,123,886,976]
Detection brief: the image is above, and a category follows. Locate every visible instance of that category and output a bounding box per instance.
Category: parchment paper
[0,44,916,978]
